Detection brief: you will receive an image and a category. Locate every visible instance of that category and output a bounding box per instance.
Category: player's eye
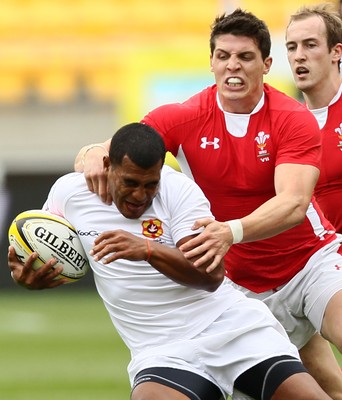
[286,45,296,52]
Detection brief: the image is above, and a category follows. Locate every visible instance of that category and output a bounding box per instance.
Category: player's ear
[263,56,272,75]
[210,55,214,72]
[332,43,342,63]
[103,155,111,171]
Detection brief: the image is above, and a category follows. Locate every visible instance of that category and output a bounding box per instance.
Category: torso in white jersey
[44,166,245,356]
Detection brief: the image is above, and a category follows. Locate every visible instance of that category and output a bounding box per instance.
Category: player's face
[286,16,338,95]
[210,34,272,113]
[106,155,162,219]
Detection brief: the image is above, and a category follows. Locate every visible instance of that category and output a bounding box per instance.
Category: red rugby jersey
[142,83,336,292]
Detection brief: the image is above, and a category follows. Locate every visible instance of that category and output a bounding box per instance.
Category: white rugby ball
[8,210,89,282]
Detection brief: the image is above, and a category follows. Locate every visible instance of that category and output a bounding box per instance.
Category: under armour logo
[200,137,220,149]
[335,265,342,271]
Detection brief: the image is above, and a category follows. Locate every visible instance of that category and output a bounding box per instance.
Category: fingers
[8,246,67,290]
[190,250,213,267]
[191,217,214,231]
[85,175,95,193]
[184,245,218,269]
[21,258,59,287]
[85,173,112,205]
[99,177,112,205]
[90,238,125,263]
[89,230,145,263]
[205,256,223,273]
[180,218,214,253]
[90,233,117,262]
[180,220,231,271]
[84,168,112,205]
[8,245,19,263]
[183,246,224,272]
[91,174,103,197]
[179,236,202,255]
[90,245,117,263]
[92,231,113,246]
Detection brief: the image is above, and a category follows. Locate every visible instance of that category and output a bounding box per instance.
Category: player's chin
[122,203,147,219]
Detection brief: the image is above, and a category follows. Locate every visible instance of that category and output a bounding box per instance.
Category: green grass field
[1,287,341,400]
[0,287,131,400]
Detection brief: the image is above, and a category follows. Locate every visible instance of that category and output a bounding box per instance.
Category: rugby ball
[8,210,89,282]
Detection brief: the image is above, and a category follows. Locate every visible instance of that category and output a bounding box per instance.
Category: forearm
[240,191,308,243]
[181,191,310,271]
[91,230,225,291]
[148,240,224,292]
[74,140,110,172]
[181,163,318,270]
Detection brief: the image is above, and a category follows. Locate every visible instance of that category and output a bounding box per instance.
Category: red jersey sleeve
[264,84,322,169]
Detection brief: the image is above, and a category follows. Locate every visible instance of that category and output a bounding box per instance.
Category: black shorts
[132,355,307,400]
[132,367,224,400]
[235,355,308,400]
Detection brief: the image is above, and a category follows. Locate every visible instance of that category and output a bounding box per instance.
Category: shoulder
[157,166,212,224]
[159,165,209,203]
[141,85,217,128]
[45,172,89,216]
[160,165,193,188]
[53,172,87,190]
[160,165,196,184]
[264,83,318,127]
[49,172,88,200]
[264,83,306,112]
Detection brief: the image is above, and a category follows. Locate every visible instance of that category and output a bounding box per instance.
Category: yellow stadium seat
[35,70,76,102]
[0,71,27,103]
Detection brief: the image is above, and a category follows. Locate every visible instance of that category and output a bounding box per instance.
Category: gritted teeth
[227,77,243,84]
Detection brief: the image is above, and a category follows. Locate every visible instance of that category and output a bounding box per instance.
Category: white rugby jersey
[44,166,244,356]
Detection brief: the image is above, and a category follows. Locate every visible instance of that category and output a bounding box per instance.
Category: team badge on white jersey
[142,219,163,238]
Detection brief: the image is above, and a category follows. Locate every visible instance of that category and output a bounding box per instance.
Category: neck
[218,91,264,114]
[304,76,342,109]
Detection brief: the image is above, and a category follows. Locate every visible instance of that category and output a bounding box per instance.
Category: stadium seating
[0,0,215,103]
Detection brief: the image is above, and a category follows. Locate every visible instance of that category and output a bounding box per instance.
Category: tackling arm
[74,139,112,204]
[180,163,320,271]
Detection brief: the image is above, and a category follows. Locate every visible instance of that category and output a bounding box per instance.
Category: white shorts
[231,237,342,349]
[128,295,299,398]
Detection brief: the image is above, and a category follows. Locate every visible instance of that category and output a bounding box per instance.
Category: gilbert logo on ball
[8,210,89,282]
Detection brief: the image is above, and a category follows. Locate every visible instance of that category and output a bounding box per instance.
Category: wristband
[225,219,243,244]
[145,239,152,262]
[82,144,108,166]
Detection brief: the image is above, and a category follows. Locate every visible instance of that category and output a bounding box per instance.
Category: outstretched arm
[74,140,111,204]
[180,163,320,272]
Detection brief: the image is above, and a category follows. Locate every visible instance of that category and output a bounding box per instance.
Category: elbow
[290,195,311,226]
[204,280,224,292]
[193,278,223,292]
[197,263,225,292]
[292,208,306,226]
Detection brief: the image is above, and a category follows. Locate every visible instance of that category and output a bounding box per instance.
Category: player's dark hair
[109,122,166,169]
[210,8,271,60]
